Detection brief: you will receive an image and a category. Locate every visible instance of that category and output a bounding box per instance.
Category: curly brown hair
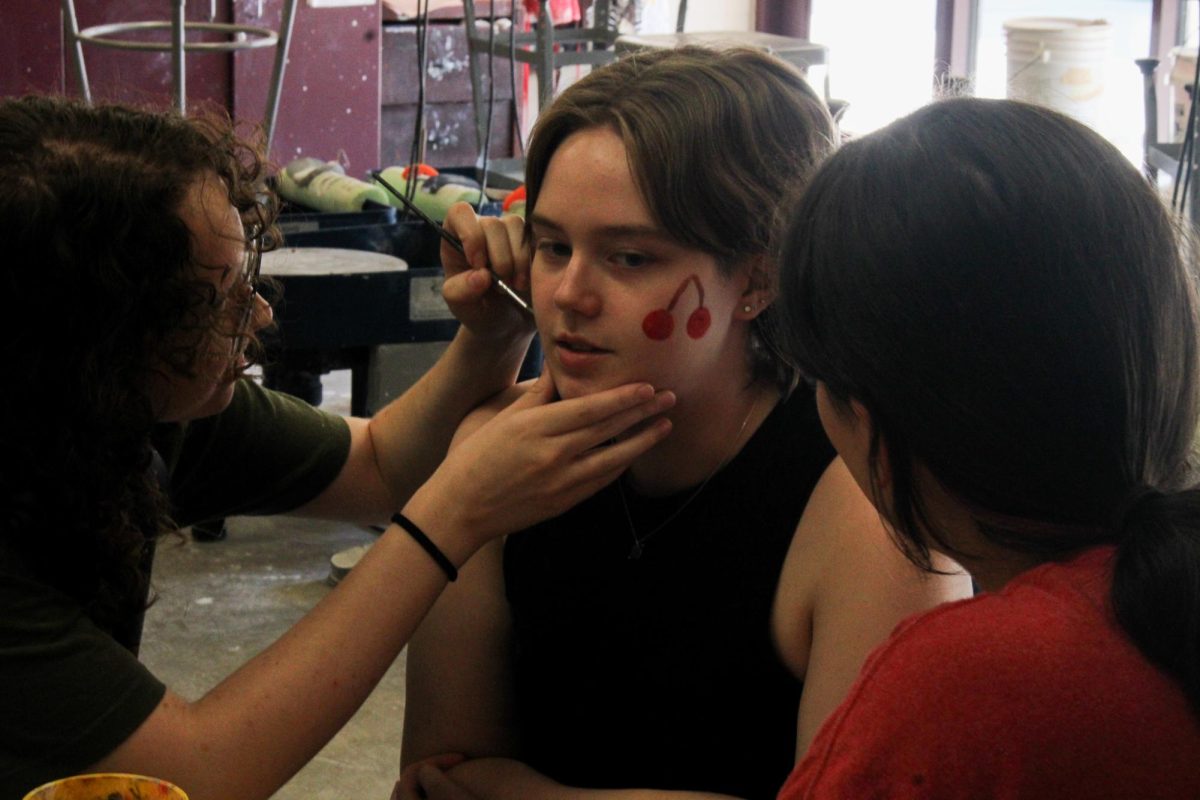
[0,95,278,633]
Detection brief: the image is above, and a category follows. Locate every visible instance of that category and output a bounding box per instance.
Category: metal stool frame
[60,0,299,152]
[460,0,620,161]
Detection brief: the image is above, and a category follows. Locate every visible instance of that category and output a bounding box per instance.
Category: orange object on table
[24,773,188,800]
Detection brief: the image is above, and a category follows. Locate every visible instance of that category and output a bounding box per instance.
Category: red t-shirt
[779,547,1200,799]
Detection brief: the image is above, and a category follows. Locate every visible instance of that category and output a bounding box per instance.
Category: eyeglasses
[224,220,263,356]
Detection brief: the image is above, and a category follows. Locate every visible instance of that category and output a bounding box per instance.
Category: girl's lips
[555,335,607,353]
[553,338,610,372]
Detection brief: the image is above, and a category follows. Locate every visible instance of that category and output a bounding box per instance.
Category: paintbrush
[370,170,531,315]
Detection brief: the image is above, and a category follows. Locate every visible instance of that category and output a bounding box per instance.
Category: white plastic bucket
[1004,17,1111,131]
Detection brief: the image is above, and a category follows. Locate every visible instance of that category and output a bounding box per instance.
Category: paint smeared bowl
[23,773,188,800]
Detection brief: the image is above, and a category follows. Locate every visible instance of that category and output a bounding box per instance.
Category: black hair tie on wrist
[391,512,458,582]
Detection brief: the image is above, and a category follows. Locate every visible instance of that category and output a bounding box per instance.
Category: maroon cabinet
[381,18,514,169]
[0,1,380,170]
[234,0,380,173]
[0,4,69,97]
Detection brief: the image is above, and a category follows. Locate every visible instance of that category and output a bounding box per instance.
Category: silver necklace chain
[617,396,760,560]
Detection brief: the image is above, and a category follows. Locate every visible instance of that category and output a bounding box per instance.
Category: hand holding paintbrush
[371,170,532,316]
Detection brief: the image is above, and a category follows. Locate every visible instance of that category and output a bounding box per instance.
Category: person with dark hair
[774,97,1200,797]
[398,47,970,800]
[0,94,679,800]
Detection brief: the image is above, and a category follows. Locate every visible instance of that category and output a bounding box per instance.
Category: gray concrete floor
[140,370,405,800]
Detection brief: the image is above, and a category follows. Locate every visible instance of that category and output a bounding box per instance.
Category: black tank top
[503,385,835,799]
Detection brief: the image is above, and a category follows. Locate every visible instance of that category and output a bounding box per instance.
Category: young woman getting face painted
[528,127,757,453]
[399,47,972,800]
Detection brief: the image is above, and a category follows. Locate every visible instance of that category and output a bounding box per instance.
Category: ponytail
[1111,487,1200,713]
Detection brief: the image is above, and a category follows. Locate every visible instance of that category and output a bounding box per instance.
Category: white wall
[388,1,757,33]
[681,0,755,32]
[505,0,761,136]
[638,0,754,32]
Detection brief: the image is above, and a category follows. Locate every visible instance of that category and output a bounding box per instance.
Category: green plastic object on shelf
[374,164,484,222]
[277,157,390,213]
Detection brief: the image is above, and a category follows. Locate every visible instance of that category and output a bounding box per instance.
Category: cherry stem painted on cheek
[668,275,703,311]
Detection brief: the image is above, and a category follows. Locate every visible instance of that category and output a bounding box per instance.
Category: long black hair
[776,97,1200,711]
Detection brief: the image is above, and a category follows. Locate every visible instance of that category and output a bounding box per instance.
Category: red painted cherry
[686,307,711,339]
[643,309,674,340]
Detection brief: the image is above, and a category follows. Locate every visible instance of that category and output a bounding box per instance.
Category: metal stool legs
[461,0,619,163]
[60,0,298,152]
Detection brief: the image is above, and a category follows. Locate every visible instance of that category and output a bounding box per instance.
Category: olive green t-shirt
[0,379,350,797]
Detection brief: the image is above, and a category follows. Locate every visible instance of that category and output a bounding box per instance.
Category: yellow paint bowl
[23,773,188,800]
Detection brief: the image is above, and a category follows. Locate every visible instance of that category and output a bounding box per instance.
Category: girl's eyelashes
[613,251,651,269]
[535,239,571,261]
[532,237,657,270]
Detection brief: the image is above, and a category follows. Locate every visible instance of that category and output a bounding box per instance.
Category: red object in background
[522,0,581,26]
[502,184,526,212]
[553,0,582,24]
[515,0,581,142]
[404,164,440,179]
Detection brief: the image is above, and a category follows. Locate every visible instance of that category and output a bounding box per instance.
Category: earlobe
[736,291,774,319]
[736,255,775,320]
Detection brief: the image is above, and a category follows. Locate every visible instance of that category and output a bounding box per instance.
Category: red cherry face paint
[686,307,711,339]
[643,274,710,341]
[643,308,674,340]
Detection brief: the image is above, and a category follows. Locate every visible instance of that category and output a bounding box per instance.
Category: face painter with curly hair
[0,95,679,800]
